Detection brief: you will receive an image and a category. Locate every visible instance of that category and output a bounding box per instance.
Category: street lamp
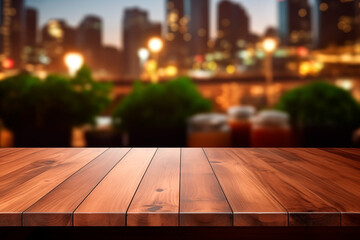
[64,53,84,76]
[148,37,163,83]
[262,37,277,107]
[148,37,163,53]
[138,48,150,80]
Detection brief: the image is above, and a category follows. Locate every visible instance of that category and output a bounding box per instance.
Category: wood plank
[127,148,181,227]
[74,148,157,226]
[260,148,360,227]
[0,148,54,177]
[204,148,287,227]
[23,148,130,227]
[0,149,75,194]
[0,148,24,158]
[180,148,232,226]
[0,148,106,226]
[232,149,340,227]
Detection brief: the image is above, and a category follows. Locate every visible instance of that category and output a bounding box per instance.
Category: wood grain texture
[232,149,340,227]
[1,148,360,228]
[74,148,157,226]
[23,148,130,226]
[180,148,232,226]
[0,148,106,226]
[261,148,360,227]
[0,148,53,177]
[127,148,181,227]
[0,148,24,159]
[204,148,287,227]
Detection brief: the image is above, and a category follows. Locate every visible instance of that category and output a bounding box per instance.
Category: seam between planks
[229,149,290,226]
[178,148,183,226]
[124,148,159,227]
[273,149,343,221]
[202,148,234,227]
[230,149,343,227]
[71,148,133,226]
[21,148,110,226]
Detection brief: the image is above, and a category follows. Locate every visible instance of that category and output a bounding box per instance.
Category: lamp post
[138,48,150,80]
[64,53,84,76]
[148,37,163,83]
[262,38,277,107]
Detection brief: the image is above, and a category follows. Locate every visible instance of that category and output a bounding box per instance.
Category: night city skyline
[26,0,277,48]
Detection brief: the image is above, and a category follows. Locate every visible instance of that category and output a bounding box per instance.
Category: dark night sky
[26,0,278,48]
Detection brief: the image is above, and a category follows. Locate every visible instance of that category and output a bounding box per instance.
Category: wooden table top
[0,148,360,227]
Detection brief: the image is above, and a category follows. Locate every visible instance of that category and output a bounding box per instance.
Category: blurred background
[1,0,360,148]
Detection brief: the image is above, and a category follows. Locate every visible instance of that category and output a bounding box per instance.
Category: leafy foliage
[0,67,112,131]
[276,81,360,129]
[113,77,212,130]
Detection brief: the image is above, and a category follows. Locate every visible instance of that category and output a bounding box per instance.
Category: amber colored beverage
[227,106,255,147]
[251,127,292,147]
[228,120,252,147]
[251,110,292,148]
[187,132,232,147]
[187,113,232,147]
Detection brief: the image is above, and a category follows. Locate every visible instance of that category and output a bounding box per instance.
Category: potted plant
[113,77,212,147]
[0,67,112,147]
[276,81,360,147]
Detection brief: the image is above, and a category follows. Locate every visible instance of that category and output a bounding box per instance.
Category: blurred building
[356,0,360,41]
[100,46,123,79]
[77,15,102,71]
[165,0,188,68]
[313,0,357,49]
[278,0,312,47]
[123,8,162,78]
[24,8,38,65]
[0,0,3,66]
[217,0,250,57]
[0,0,25,70]
[184,0,210,57]
[41,19,77,72]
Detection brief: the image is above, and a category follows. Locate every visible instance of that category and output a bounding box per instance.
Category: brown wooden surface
[127,148,181,227]
[231,149,340,226]
[0,148,360,227]
[74,148,157,226]
[0,148,106,226]
[204,148,287,226]
[23,148,130,226]
[180,148,232,226]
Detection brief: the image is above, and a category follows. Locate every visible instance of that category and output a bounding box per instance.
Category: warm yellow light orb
[165,65,178,77]
[262,38,277,53]
[226,65,236,74]
[148,37,164,53]
[64,53,84,76]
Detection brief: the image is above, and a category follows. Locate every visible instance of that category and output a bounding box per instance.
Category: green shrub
[113,77,212,131]
[0,66,112,131]
[276,81,360,129]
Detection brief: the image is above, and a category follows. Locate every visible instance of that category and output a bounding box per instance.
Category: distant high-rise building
[0,0,25,69]
[355,0,360,41]
[77,15,102,70]
[100,46,123,78]
[123,8,150,78]
[41,19,77,72]
[123,8,162,78]
[218,0,250,56]
[0,0,3,61]
[184,0,209,57]
[25,8,37,48]
[278,0,312,47]
[24,8,38,64]
[313,0,357,49]
[165,0,188,66]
